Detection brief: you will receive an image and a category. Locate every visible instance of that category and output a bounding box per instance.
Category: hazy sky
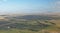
[0,0,60,14]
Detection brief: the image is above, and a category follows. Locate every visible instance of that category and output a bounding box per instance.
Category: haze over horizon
[0,0,60,15]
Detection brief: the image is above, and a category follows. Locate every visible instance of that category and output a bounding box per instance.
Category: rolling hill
[0,13,60,33]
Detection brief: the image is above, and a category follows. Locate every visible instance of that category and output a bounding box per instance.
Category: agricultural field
[0,15,60,33]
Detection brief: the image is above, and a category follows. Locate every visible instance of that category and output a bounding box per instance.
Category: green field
[0,15,60,33]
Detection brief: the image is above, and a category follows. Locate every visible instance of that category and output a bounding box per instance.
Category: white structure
[7,26,10,29]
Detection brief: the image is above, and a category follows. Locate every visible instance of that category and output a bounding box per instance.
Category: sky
[0,0,60,14]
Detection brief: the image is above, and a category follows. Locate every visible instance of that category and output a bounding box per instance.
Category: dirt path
[0,22,17,27]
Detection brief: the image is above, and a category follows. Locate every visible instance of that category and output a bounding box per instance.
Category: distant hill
[1,12,60,20]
